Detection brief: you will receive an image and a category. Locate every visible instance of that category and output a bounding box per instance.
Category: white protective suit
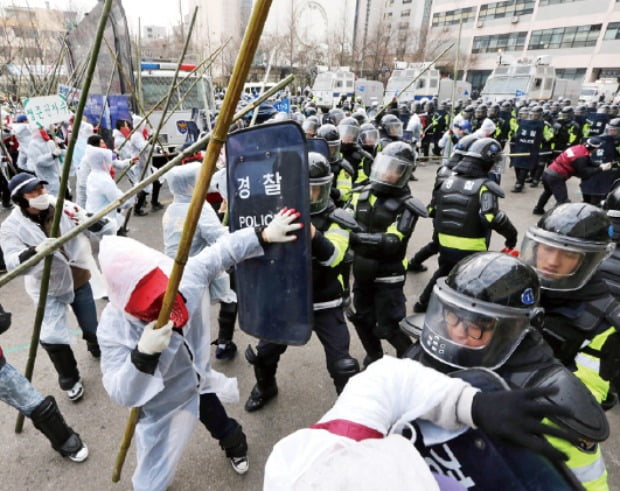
[72,121,94,177]
[0,196,106,343]
[12,122,33,171]
[264,356,479,491]
[28,128,61,196]
[85,147,133,231]
[125,115,152,192]
[113,128,132,160]
[97,228,263,491]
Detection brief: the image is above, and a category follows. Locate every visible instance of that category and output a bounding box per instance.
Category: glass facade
[472,31,528,53]
[528,24,602,49]
[478,0,535,20]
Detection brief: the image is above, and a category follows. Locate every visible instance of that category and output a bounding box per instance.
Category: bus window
[335,80,343,88]
[534,78,542,89]
[430,78,438,88]
[417,79,426,89]
[142,76,180,110]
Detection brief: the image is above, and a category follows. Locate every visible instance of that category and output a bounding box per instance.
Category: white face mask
[28,193,50,210]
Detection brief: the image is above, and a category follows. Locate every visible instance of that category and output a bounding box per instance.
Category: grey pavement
[0,161,619,490]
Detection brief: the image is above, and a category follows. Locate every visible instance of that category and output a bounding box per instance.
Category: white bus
[243,82,277,98]
[311,68,355,110]
[140,62,215,149]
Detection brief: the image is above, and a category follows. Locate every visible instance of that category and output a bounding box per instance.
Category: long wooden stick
[111,0,275,482]
[0,74,295,290]
[15,0,115,433]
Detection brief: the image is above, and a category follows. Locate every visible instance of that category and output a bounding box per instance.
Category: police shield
[306,138,330,160]
[510,120,543,170]
[581,134,620,197]
[227,121,313,345]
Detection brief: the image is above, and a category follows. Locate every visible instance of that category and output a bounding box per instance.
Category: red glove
[501,247,519,257]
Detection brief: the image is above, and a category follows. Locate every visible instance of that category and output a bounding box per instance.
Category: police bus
[311,67,355,110]
[140,61,215,149]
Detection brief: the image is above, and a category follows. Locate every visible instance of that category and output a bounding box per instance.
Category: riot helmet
[584,136,603,151]
[462,105,475,120]
[557,106,574,121]
[562,99,572,107]
[380,113,404,138]
[488,104,500,120]
[550,102,560,115]
[327,108,346,126]
[351,110,369,126]
[421,252,542,370]
[453,137,502,175]
[272,111,289,122]
[338,117,361,145]
[308,151,333,214]
[598,105,611,115]
[474,104,487,120]
[316,124,341,163]
[369,141,415,193]
[292,112,305,126]
[605,117,620,139]
[446,134,479,168]
[520,203,615,291]
[500,101,512,112]
[304,106,317,118]
[610,104,619,117]
[528,105,543,120]
[603,180,620,241]
[302,116,321,137]
[359,123,380,148]
[424,101,435,113]
[575,105,587,117]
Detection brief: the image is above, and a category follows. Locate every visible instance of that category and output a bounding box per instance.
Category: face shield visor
[326,139,341,163]
[309,174,333,214]
[384,119,403,138]
[302,119,319,136]
[339,123,361,144]
[420,279,536,370]
[369,153,412,189]
[520,227,615,291]
[360,127,379,147]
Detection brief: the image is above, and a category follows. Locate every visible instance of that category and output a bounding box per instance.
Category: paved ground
[0,159,619,490]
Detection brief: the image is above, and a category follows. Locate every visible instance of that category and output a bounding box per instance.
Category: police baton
[112,0,276,482]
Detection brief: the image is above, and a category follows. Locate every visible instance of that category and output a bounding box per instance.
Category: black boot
[215,302,237,360]
[134,191,148,216]
[151,180,163,211]
[30,396,88,462]
[40,343,81,393]
[219,422,249,474]
[244,346,278,412]
[329,357,360,394]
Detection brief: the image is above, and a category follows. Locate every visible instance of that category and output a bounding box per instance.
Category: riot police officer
[553,106,582,156]
[406,252,610,490]
[520,203,620,419]
[510,106,545,192]
[316,124,355,207]
[338,117,374,185]
[581,117,620,204]
[414,138,518,313]
[349,142,427,364]
[378,113,404,149]
[359,122,380,157]
[244,152,360,412]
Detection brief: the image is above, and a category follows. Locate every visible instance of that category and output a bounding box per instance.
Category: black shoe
[529,180,539,188]
[117,227,129,237]
[511,185,523,193]
[151,202,164,211]
[215,341,237,360]
[532,207,545,215]
[86,341,100,359]
[410,175,418,181]
[413,301,427,313]
[244,383,278,412]
[524,176,533,183]
[134,208,148,217]
[407,262,428,273]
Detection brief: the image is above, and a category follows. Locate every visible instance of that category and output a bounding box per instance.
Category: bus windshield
[141,74,213,111]
[483,75,530,94]
[313,73,333,91]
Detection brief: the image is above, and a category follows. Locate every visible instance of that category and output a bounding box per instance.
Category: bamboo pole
[112,0,275,482]
[14,0,115,433]
[136,18,143,114]
[445,19,463,159]
[374,43,455,122]
[0,74,296,290]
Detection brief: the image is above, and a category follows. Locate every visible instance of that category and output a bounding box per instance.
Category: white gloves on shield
[137,320,174,355]
[262,208,303,243]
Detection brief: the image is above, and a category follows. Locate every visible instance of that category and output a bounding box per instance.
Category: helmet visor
[339,123,360,144]
[360,127,379,147]
[309,174,332,214]
[326,139,341,162]
[369,153,412,189]
[421,280,532,370]
[384,120,403,138]
[521,227,615,291]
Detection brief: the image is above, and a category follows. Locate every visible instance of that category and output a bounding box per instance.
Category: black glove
[0,304,11,335]
[472,386,579,462]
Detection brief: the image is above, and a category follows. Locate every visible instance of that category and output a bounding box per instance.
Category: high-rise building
[428,0,620,92]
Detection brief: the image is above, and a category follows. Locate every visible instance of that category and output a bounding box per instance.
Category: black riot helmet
[351,109,369,126]
[327,108,346,126]
[421,252,542,370]
[380,113,404,138]
[557,106,574,121]
[520,203,615,291]
[610,104,619,117]
[474,104,487,120]
[359,122,380,148]
[453,137,502,176]
[529,105,543,120]
[605,117,620,139]
[338,117,361,145]
[369,141,415,193]
[603,180,620,241]
[446,134,479,168]
[308,151,333,214]
[575,105,587,117]
[302,115,321,137]
[550,102,560,115]
[517,106,529,121]
[488,103,500,119]
[424,101,435,113]
[500,101,512,112]
[462,105,475,120]
[316,124,341,163]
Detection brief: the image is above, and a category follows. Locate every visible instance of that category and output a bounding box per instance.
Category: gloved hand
[63,204,88,226]
[137,320,174,355]
[472,386,579,462]
[52,148,62,158]
[262,208,303,243]
[35,237,57,253]
[500,247,519,257]
[600,162,613,171]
